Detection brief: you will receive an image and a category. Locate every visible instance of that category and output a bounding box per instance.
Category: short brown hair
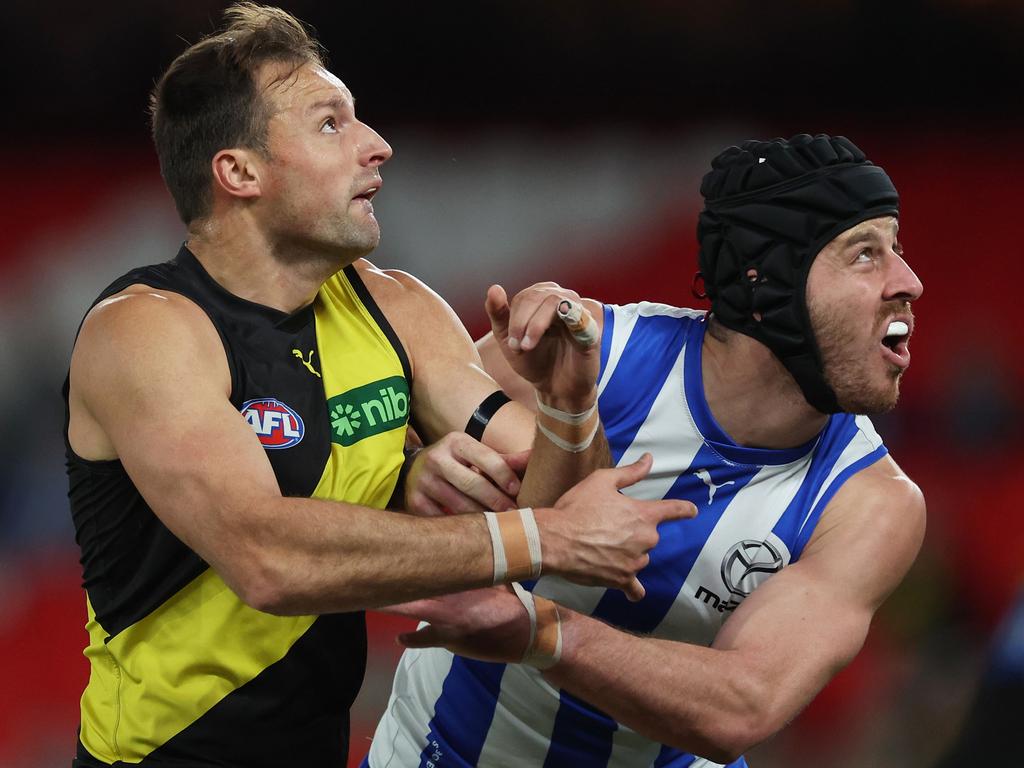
[149,3,325,224]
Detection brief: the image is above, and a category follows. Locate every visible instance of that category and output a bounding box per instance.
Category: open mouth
[881,320,911,367]
[353,186,379,202]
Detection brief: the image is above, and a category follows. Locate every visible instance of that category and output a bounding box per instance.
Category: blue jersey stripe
[790,444,887,560]
[653,745,694,767]
[769,414,861,562]
[417,658,506,768]
[599,303,615,379]
[590,443,759,634]
[652,746,749,767]
[599,313,689,464]
[542,689,618,767]
[682,319,818,467]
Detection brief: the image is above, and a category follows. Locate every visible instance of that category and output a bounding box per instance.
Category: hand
[485,283,599,409]
[381,586,532,664]
[536,453,697,601]
[405,431,531,515]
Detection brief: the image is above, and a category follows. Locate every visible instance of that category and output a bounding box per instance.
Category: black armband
[465,390,513,441]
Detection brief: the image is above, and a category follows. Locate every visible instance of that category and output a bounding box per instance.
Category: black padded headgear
[696,134,899,413]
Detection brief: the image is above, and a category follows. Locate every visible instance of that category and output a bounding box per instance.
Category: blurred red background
[2,1,1022,766]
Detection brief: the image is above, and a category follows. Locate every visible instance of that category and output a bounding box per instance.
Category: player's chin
[838,382,900,415]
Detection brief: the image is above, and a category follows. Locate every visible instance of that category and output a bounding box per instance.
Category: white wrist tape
[536,418,600,453]
[483,508,543,584]
[512,582,563,669]
[535,393,597,425]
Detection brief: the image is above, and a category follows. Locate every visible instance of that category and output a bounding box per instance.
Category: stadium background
[2,1,1023,765]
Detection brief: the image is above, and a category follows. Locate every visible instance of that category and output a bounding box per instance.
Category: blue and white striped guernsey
[365,303,887,768]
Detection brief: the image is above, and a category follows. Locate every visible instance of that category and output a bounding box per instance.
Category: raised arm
[69,287,688,614]
[391,455,925,762]
[358,265,610,509]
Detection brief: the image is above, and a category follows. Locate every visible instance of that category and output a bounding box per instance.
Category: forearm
[542,610,769,763]
[518,388,611,508]
[518,426,610,507]
[230,496,495,614]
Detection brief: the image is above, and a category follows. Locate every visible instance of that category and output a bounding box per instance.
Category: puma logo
[694,469,735,505]
[292,349,321,378]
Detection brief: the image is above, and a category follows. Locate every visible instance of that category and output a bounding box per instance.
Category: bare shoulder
[79,283,220,355]
[351,258,470,349]
[802,453,926,606]
[69,284,231,458]
[73,284,229,400]
[352,258,444,308]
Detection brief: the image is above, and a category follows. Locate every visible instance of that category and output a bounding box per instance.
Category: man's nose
[358,123,392,167]
[886,252,924,303]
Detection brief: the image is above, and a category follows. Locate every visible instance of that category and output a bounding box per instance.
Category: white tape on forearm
[511,582,563,669]
[484,509,543,585]
[536,418,600,453]
[520,507,542,575]
[535,393,597,425]
[483,511,507,584]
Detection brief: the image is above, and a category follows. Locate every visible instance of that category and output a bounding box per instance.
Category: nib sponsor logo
[241,398,305,450]
[328,375,410,446]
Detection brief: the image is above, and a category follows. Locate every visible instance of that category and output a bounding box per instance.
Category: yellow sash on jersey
[79,268,408,763]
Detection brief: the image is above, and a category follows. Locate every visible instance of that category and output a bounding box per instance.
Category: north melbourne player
[366,134,926,768]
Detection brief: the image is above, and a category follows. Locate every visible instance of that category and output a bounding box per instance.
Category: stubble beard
[809,298,903,416]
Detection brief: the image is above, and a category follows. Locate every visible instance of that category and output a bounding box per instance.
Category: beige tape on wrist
[512,582,563,669]
[535,395,600,453]
[483,508,543,584]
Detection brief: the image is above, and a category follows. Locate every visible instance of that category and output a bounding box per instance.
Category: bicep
[712,474,925,726]
[375,269,533,450]
[74,294,280,572]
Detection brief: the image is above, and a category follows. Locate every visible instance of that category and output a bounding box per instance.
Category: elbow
[687,727,757,766]
[677,675,778,764]
[220,547,297,615]
[235,574,290,615]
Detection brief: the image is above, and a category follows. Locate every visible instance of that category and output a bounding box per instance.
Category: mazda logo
[720,539,784,598]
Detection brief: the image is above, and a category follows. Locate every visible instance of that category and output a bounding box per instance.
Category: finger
[398,625,447,649]
[485,285,511,345]
[612,452,654,490]
[452,438,523,497]
[378,599,437,619]
[623,577,646,603]
[507,289,559,351]
[423,477,490,514]
[649,499,699,523]
[556,299,600,350]
[501,448,531,476]
[404,491,446,517]
[519,293,566,352]
[436,457,518,511]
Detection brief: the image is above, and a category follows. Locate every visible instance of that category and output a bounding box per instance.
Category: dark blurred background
[2,1,1023,765]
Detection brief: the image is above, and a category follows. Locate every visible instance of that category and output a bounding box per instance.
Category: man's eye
[320,117,337,133]
[855,248,872,263]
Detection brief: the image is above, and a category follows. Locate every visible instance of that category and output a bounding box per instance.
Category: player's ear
[211,147,263,202]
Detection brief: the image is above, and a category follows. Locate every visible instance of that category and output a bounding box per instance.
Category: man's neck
[185,215,352,314]
[701,322,830,450]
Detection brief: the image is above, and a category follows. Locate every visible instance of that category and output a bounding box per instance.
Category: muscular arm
[70,288,677,614]
[542,456,925,762]
[396,455,925,761]
[69,289,497,615]
[356,264,609,507]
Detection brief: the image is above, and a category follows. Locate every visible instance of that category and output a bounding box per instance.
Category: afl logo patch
[241,398,305,450]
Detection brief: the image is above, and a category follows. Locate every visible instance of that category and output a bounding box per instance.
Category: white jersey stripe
[365,307,886,768]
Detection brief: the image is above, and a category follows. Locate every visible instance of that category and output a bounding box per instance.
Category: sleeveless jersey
[65,246,411,767]
[365,302,887,768]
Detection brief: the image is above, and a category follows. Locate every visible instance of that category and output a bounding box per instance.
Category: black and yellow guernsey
[64,246,412,767]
